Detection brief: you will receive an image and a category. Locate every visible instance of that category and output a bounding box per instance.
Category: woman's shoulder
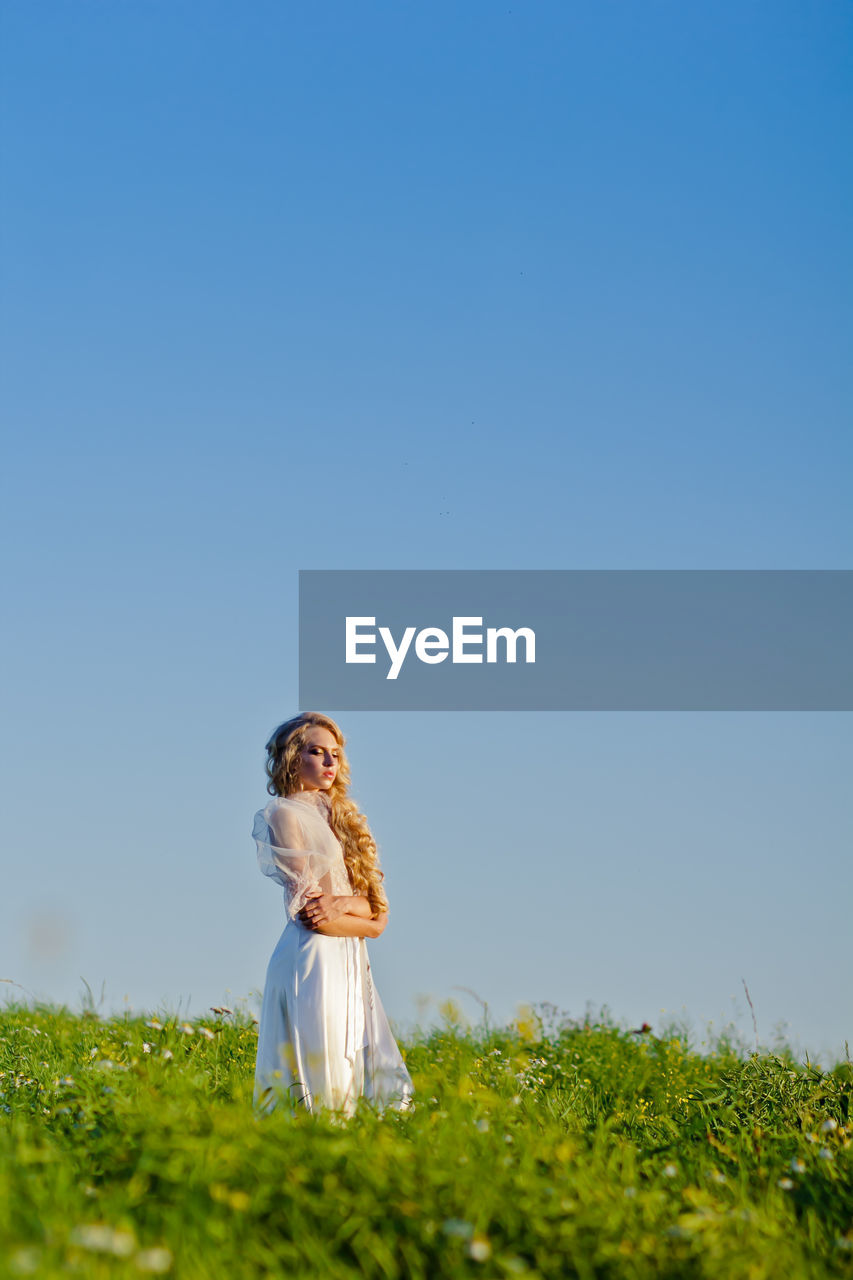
[256,794,292,819]
[261,794,296,810]
[257,793,336,840]
[254,794,309,832]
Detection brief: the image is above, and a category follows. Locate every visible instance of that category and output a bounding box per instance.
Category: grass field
[1,999,850,1278]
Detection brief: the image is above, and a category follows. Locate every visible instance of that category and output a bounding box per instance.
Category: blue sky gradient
[2,1,850,1062]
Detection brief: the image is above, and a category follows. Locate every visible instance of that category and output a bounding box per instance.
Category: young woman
[252,712,414,1115]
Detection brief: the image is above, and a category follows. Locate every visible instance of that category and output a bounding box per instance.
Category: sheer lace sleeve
[252,799,338,921]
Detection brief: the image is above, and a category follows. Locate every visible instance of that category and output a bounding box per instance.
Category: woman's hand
[298,891,346,930]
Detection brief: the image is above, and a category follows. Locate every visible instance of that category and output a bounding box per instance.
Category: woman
[252,712,414,1116]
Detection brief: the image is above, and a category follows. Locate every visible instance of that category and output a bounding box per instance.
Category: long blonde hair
[264,712,388,915]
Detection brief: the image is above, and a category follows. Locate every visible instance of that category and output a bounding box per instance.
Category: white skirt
[254,919,414,1116]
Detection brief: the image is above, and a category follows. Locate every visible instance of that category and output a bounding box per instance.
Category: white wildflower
[9,1246,41,1274]
[197,1027,215,1041]
[161,1049,173,1061]
[790,1157,806,1173]
[777,1177,794,1190]
[134,1246,173,1273]
[821,1117,838,1132]
[146,1020,163,1031]
[179,1023,194,1036]
[468,1238,492,1262]
[442,1219,473,1239]
[663,1163,678,1178]
[69,1225,136,1256]
[818,1147,834,1161]
[142,1043,151,1054]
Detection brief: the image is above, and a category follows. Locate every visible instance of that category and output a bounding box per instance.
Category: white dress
[252,790,414,1116]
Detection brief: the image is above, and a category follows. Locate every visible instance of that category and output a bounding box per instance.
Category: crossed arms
[266,808,389,940]
[298,890,388,940]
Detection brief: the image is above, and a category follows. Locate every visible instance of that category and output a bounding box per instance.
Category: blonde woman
[252,712,413,1115]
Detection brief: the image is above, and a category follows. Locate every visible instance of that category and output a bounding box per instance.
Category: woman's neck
[290,788,331,813]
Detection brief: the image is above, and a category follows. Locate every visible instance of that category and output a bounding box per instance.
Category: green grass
[0,1000,851,1278]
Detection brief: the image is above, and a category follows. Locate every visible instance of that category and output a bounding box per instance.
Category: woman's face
[295,726,341,792]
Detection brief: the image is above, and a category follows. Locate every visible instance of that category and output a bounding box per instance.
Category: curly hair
[264,712,389,916]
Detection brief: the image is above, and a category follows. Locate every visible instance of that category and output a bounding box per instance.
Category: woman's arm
[311,911,388,940]
[337,894,373,919]
[298,891,375,928]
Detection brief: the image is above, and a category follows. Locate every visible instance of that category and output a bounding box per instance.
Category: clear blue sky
[2,1,851,1063]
